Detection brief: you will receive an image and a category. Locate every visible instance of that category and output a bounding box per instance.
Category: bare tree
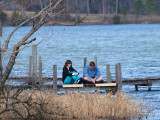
[0,0,65,93]
[0,0,89,93]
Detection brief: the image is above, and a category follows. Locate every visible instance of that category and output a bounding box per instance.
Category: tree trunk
[40,0,43,9]
[103,0,106,22]
[87,0,90,14]
[116,0,119,14]
[129,0,133,10]
[66,0,69,12]
[75,0,78,23]
[0,46,19,92]
[150,10,152,22]
[140,10,142,22]
[0,21,2,80]
[107,0,111,23]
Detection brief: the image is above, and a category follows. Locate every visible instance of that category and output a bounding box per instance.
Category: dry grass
[0,89,152,120]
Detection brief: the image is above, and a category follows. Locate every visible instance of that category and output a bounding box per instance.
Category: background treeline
[0,0,160,26]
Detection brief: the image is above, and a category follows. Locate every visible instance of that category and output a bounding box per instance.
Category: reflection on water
[2,24,160,119]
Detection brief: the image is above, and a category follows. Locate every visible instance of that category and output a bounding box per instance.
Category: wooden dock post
[0,21,2,80]
[53,65,57,94]
[115,64,118,85]
[29,56,32,85]
[83,57,87,69]
[107,64,112,83]
[94,56,97,66]
[39,56,42,85]
[29,56,32,78]
[148,80,152,91]
[32,45,37,84]
[135,85,138,91]
[115,63,122,91]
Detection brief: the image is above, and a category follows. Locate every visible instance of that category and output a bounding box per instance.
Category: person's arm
[83,66,91,79]
[63,67,72,76]
[70,67,79,75]
[95,66,100,79]
[71,67,77,72]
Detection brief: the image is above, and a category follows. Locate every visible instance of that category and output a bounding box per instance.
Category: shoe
[95,80,104,84]
[77,79,81,84]
[77,78,84,84]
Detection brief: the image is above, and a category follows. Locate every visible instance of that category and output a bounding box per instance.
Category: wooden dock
[4,47,123,93]
[6,63,160,92]
[123,77,160,91]
[6,63,122,94]
[4,46,160,92]
[6,73,160,92]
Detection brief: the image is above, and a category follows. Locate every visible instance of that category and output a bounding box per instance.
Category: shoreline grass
[0,89,152,120]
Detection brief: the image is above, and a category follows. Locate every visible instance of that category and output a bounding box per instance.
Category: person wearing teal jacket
[62,60,82,84]
[83,61,103,84]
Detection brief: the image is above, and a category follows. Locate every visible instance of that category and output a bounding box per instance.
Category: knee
[84,77,89,80]
[99,76,103,80]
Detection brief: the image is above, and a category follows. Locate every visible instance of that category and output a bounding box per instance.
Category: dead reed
[0,89,151,120]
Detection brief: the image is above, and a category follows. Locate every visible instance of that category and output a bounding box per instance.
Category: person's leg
[83,77,94,84]
[70,71,80,83]
[78,78,84,84]
[84,77,90,81]
[72,75,80,83]
[95,76,104,83]
[96,76,103,81]
[64,76,74,84]
[95,80,104,83]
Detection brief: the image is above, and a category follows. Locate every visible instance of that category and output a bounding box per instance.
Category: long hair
[64,60,72,68]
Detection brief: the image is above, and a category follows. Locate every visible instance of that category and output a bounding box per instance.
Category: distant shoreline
[3,11,160,26]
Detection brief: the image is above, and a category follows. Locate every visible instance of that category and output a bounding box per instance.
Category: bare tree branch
[20,38,36,46]
[4,4,52,50]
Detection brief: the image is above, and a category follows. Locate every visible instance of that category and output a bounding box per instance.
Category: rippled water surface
[2,24,160,119]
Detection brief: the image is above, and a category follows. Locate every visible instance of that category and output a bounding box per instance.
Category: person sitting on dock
[62,60,82,84]
[83,61,104,84]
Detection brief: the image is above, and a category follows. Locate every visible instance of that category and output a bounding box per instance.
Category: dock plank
[62,84,84,88]
[95,83,116,87]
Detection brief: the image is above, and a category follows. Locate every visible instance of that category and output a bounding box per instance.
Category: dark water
[2,24,160,119]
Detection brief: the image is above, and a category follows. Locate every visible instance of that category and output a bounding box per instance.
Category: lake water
[2,24,160,119]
